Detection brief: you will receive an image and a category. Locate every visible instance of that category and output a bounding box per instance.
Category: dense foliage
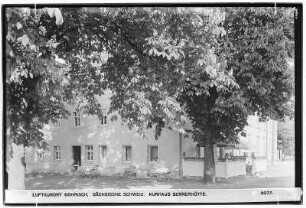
[182,7,295,145]
[278,118,295,157]
[5,6,296,182]
[6,8,69,148]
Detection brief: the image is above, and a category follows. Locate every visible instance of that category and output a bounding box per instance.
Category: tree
[278,118,295,157]
[5,6,225,188]
[278,134,295,157]
[5,6,295,188]
[49,8,233,184]
[179,7,295,183]
[5,8,71,189]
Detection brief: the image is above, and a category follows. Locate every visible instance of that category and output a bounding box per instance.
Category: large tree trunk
[203,143,216,183]
[7,142,26,190]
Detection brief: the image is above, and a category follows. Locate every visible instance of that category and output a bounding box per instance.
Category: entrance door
[72,146,81,166]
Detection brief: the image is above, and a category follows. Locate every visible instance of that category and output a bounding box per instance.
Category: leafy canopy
[5,7,295,148]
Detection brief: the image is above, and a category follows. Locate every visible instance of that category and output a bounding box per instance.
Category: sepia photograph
[2,3,302,205]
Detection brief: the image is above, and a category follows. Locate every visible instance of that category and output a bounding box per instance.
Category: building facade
[25,93,278,177]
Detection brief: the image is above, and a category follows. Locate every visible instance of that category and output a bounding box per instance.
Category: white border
[1,2,303,207]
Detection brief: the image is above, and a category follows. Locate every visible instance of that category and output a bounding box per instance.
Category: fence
[182,157,246,178]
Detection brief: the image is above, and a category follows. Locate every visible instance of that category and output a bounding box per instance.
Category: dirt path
[25,160,296,190]
[263,160,295,177]
[26,173,295,190]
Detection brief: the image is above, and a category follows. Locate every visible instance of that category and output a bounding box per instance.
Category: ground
[25,160,295,190]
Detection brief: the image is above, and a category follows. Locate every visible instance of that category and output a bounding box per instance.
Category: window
[196,145,205,158]
[101,109,107,125]
[148,146,158,162]
[36,149,45,160]
[123,146,132,162]
[86,145,94,161]
[216,147,220,158]
[54,146,61,160]
[101,115,107,125]
[99,145,107,161]
[73,110,81,127]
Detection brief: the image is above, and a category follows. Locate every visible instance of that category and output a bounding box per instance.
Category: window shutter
[71,111,74,127]
[127,146,132,161]
[80,110,83,126]
[122,146,125,162]
[98,146,101,162]
[130,146,132,161]
[147,146,150,163]
[155,146,158,161]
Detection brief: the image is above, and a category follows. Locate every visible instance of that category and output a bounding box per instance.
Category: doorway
[72,146,81,169]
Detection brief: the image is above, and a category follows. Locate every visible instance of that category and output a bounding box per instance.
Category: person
[282,153,286,161]
[245,153,253,174]
[251,152,255,159]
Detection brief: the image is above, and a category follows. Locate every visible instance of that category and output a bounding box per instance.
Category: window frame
[101,115,107,125]
[36,149,45,160]
[196,145,205,158]
[73,110,81,127]
[148,145,158,162]
[54,146,61,160]
[99,145,107,161]
[100,109,107,125]
[123,145,132,162]
[86,145,94,161]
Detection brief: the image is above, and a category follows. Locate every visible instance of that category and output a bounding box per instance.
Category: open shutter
[155,146,158,161]
[122,146,125,162]
[147,146,150,163]
[128,146,132,161]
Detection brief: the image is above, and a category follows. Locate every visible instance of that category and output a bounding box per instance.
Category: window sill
[97,124,110,128]
[72,125,85,128]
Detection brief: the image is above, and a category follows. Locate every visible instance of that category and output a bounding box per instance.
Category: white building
[25,92,278,178]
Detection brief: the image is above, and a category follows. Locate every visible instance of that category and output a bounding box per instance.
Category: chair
[123,166,137,177]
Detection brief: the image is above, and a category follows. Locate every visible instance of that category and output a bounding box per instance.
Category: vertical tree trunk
[203,143,216,183]
[7,142,26,190]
